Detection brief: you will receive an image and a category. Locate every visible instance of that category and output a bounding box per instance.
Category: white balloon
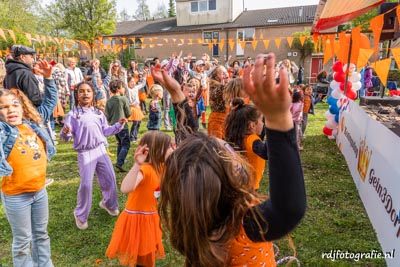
[331,88,343,99]
[324,110,334,120]
[330,80,340,90]
[352,81,362,91]
[349,73,361,83]
[343,63,356,73]
[326,118,338,129]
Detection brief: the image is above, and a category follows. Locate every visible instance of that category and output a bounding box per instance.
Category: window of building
[203,31,219,57]
[134,37,142,49]
[191,0,216,13]
[236,28,255,56]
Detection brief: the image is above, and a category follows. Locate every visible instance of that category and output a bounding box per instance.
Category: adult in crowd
[110,60,127,87]
[4,45,42,107]
[87,59,107,79]
[65,57,84,110]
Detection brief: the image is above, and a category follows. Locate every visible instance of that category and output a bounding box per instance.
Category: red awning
[312,0,385,33]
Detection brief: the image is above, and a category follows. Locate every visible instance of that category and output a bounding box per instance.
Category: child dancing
[158,53,306,266]
[0,60,57,266]
[60,81,128,230]
[225,97,267,190]
[106,131,174,266]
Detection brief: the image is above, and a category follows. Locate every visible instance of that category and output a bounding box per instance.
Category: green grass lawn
[0,102,386,266]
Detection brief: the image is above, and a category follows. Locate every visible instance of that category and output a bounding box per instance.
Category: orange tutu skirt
[208,111,227,139]
[106,210,165,266]
[139,91,147,102]
[52,100,64,117]
[128,106,144,121]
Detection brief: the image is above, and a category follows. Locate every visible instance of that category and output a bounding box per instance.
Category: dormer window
[191,0,216,13]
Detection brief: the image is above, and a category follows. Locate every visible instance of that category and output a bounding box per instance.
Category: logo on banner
[357,138,372,182]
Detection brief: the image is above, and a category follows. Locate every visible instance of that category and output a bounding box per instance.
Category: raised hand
[134,144,149,165]
[242,53,293,131]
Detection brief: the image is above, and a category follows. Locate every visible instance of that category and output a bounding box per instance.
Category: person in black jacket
[3,45,42,107]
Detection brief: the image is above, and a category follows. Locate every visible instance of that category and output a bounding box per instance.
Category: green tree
[55,0,117,59]
[168,0,176,17]
[292,30,315,67]
[153,3,168,19]
[119,8,131,22]
[133,0,151,21]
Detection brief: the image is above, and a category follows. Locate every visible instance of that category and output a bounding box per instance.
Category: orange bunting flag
[26,33,32,45]
[139,38,144,44]
[180,39,184,44]
[208,43,213,50]
[263,39,270,50]
[141,44,147,48]
[149,44,155,48]
[53,37,60,44]
[321,35,327,54]
[328,34,335,58]
[0,28,7,41]
[35,34,42,44]
[299,36,306,47]
[219,38,225,51]
[372,58,391,87]
[163,38,168,43]
[188,38,193,45]
[173,38,177,43]
[121,37,126,43]
[228,39,235,51]
[42,46,46,54]
[312,33,319,47]
[351,26,361,65]
[286,37,293,48]
[239,41,246,51]
[8,30,16,44]
[251,40,258,51]
[274,38,281,48]
[41,35,46,46]
[337,31,348,63]
[323,39,333,66]
[357,48,374,71]
[390,47,400,72]
[259,32,264,40]
[149,38,153,43]
[369,14,384,60]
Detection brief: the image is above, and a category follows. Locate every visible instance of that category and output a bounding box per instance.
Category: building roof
[109,5,317,37]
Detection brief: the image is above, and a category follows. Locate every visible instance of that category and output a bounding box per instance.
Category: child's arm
[102,117,127,137]
[120,145,149,194]
[151,65,185,103]
[35,60,58,122]
[59,114,73,142]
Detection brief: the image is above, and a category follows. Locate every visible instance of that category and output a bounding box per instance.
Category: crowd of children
[1,50,313,266]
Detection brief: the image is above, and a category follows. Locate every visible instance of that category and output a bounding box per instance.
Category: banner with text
[336,100,400,266]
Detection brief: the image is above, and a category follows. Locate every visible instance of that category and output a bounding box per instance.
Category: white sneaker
[99,201,119,216]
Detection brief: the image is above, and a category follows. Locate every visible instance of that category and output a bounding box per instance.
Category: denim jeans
[115,129,131,167]
[1,188,53,267]
[129,121,141,142]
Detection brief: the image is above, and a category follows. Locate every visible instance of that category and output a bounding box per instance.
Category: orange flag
[357,48,374,71]
[373,58,391,88]
[251,40,258,50]
[0,28,7,41]
[323,39,333,66]
[172,38,176,43]
[312,33,319,47]
[328,34,335,58]
[26,33,32,45]
[228,39,235,51]
[337,31,348,63]
[239,41,246,51]
[8,30,16,43]
[390,47,400,71]
[369,14,384,60]
[263,39,270,50]
[299,36,306,46]
[219,38,224,51]
[351,26,361,65]
[274,37,281,48]
[35,34,42,44]
[208,43,213,50]
[259,32,264,40]
[197,38,202,44]
[41,35,47,46]
[287,37,293,48]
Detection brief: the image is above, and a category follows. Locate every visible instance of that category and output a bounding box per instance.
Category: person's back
[4,45,42,106]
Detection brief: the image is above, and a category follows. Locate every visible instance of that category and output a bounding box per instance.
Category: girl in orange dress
[106,131,174,267]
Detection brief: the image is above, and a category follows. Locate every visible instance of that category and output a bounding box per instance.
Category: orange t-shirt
[1,124,47,195]
[244,134,266,190]
[228,225,276,266]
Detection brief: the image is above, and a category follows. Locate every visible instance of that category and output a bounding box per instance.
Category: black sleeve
[173,99,199,143]
[252,140,268,160]
[244,127,306,242]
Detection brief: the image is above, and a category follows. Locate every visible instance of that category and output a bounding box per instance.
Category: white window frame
[236,28,255,56]
[190,0,217,13]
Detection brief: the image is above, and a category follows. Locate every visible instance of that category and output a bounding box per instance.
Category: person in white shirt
[65,57,84,110]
